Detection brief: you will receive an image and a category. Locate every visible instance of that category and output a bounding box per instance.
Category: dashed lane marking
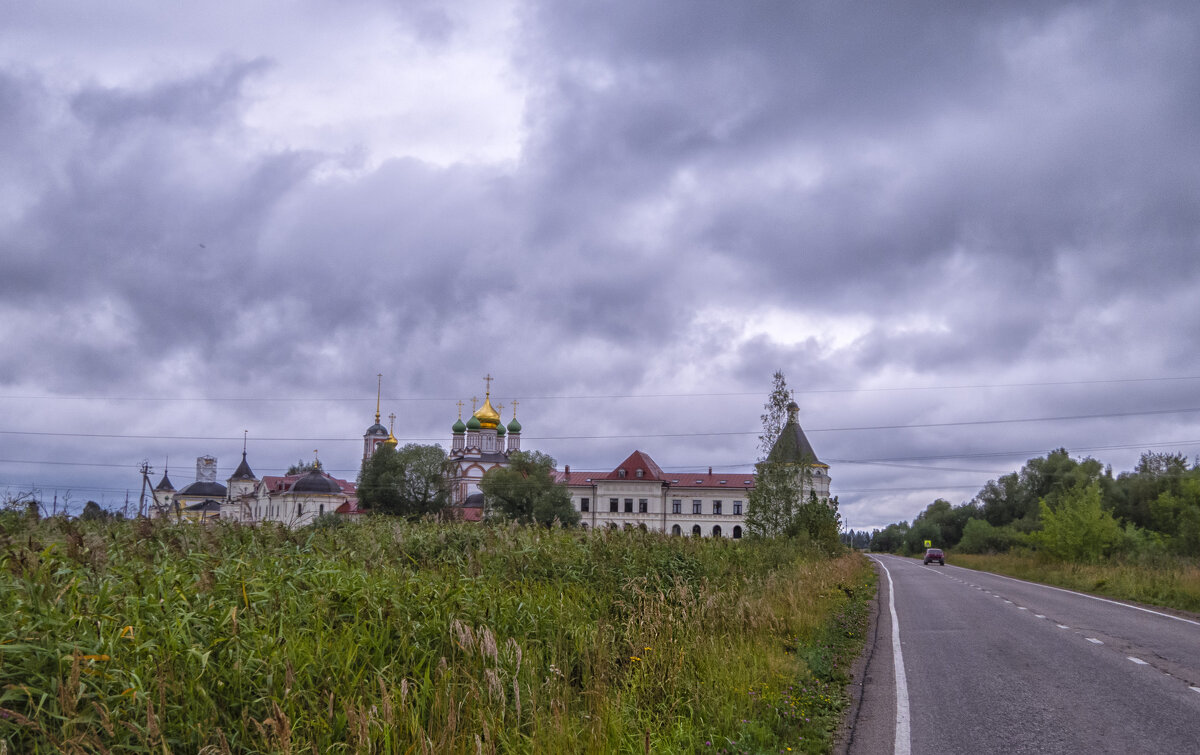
[1086,638,1103,644]
[972,569,1200,627]
[1127,657,1149,665]
[1057,624,1071,629]
[1035,614,1046,619]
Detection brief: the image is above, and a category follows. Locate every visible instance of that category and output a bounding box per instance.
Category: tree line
[869,449,1200,561]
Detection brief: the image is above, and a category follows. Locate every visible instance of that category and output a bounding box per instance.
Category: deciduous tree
[357,443,452,519]
[480,451,579,527]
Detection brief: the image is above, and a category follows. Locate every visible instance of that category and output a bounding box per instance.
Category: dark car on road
[923,548,945,565]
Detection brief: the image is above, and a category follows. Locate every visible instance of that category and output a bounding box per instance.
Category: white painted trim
[871,556,911,755]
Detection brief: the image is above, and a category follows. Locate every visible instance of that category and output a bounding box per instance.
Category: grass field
[0,515,873,753]
[949,552,1200,614]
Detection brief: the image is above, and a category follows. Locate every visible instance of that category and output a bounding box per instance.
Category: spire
[375,373,383,425]
[230,444,256,481]
[156,457,175,492]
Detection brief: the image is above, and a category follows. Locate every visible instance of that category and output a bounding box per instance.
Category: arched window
[691,525,701,537]
[712,525,722,538]
[671,524,682,536]
[733,526,743,539]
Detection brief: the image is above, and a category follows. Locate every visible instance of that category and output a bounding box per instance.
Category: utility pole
[138,460,151,518]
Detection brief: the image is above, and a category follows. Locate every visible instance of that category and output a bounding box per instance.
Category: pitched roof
[177,480,227,498]
[767,408,823,466]
[229,452,256,481]
[601,450,666,480]
[554,470,600,486]
[555,464,755,491]
[666,472,755,490]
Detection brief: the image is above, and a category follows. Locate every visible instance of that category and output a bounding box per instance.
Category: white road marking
[1127,656,1148,665]
[1004,599,1013,604]
[1035,614,1046,619]
[1017,607,1028,611]
[1057,624,1071,629]
[1190,687,1200,694]
[871,557,911,755]
[972,569,1200,627]
[1086,638,1103,644]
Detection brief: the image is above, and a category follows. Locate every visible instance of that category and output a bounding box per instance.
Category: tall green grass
[950,552,1200,613]
[0,516,872,753]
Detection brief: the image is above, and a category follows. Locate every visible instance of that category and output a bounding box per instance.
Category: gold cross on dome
[511,399,519,418]
[456,399,464,419]
[471,396,478,412]
[483,373,493,396]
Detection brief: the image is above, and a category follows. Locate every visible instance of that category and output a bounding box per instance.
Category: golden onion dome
[473,396,501,429]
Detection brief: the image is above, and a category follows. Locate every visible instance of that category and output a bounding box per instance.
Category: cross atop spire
[511,399,519,418]
[242,430,248,454]
[456,399,464,419]
[483,373,493,397]
[471,396,478,412]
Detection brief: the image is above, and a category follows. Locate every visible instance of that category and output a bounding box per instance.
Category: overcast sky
[2,1,1198,530]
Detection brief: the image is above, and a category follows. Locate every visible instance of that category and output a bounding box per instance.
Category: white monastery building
[556,402,830,538]
[147,377,830,534]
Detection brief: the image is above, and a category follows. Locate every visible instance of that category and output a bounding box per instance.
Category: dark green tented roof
[767,409,823,466]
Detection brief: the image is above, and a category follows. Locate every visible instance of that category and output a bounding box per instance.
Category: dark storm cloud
[517,0,1200,309]
[3,1,1200,527]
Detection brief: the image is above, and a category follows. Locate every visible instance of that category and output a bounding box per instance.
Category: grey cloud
[71,58,272,132]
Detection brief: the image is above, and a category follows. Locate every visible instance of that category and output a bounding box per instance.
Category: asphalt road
[845,555,1200,755]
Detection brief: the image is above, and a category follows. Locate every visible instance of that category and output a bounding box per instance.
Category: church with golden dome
[446,375,523,520]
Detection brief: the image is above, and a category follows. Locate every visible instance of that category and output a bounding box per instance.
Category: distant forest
[865,449,1200,560]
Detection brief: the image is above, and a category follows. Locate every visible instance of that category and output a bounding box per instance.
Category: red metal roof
[600,450,667,480]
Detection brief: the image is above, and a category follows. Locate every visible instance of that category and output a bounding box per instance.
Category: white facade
[151,454,359,527]
[558,451,754,538]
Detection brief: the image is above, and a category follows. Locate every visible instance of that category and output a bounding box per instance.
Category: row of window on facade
[252,502,326,519]
[581,522,743,538]
[578,497,744,515]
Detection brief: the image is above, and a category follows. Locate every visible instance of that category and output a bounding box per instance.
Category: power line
[3,405,1199,443]
[0,374,1197,403]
